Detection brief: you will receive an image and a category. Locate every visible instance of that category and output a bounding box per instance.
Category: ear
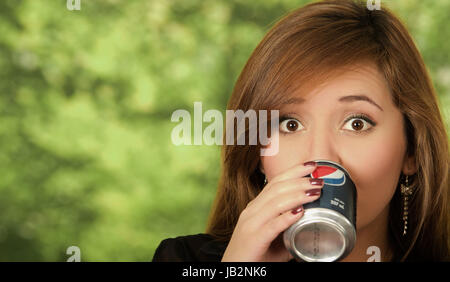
[402,154,417,175]
[259,160,265,174]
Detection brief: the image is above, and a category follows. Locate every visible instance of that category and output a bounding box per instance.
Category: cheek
[345,131,406,229]
[261,134,302,179]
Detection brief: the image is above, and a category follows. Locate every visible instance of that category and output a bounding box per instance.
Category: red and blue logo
[311,165,346,186]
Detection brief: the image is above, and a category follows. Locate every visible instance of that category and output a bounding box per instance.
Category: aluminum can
[283,160,357,262]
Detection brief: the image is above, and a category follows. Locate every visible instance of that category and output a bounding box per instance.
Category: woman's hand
[221,162,324,262]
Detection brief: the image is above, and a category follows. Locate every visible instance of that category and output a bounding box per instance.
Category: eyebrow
[283,94,384,111]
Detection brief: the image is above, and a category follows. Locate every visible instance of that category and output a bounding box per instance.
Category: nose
[303,126,341,164]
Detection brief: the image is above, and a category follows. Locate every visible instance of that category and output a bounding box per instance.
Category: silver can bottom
[283,208,356,262]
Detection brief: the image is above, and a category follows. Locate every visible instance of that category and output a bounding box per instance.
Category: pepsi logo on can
[311,165,346,186]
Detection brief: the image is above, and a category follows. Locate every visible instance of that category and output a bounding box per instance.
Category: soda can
[283,160,357,262]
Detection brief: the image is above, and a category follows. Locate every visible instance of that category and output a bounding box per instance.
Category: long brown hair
[206,0,449,261]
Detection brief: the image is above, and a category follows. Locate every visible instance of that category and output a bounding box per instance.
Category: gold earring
[400,175,412,236]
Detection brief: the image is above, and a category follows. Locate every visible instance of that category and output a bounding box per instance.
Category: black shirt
[152,233,229,262]
[152,233,298,262]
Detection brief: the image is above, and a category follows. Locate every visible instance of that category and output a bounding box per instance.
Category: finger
[246,178,323,226]
[265,183,321,217]
[252,177,324,215]
[268,162,317,185]
[247,177,302,211]
[262,206,305,245]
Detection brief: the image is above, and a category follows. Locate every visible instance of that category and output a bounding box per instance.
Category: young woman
[153,0,449,262]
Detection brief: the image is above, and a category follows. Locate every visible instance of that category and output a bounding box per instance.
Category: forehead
[282,62,391,108]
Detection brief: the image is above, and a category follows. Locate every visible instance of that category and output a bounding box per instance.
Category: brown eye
[351,119,364,131]
[287,120,298,131]
[280,118,303,133]
[343,116,374,132]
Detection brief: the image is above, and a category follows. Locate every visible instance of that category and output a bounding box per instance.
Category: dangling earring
[400,175,413,236]
[263,175,268,186]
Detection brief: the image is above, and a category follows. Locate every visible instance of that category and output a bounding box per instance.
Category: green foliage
[0,0,448,261]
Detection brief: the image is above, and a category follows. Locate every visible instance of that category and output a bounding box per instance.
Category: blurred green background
[0,0,449,261]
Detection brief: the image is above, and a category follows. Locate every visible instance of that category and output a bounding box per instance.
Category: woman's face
[260,63,416,230]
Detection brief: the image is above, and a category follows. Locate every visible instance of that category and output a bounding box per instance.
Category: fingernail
[291,205,303,214]
[305,188,322,196]
[309,178,324,186]
[303,161,317,167]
